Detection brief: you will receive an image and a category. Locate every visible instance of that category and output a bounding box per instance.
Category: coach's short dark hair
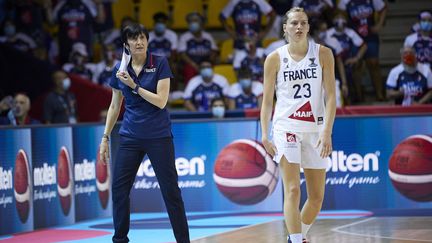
[122,23,149,44]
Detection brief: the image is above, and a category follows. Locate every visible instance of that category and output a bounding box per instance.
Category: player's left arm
[318,46,337,158]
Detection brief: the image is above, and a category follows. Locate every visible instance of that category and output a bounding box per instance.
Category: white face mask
[63,78,71,90]
[212,106,225,118]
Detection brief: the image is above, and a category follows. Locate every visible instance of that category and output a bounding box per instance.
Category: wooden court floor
[192,217,432,243]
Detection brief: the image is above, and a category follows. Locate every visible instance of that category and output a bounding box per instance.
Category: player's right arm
[260,51,279,157]
[99,88,123,164]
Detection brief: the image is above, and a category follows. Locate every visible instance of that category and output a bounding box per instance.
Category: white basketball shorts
[272,130,328,169]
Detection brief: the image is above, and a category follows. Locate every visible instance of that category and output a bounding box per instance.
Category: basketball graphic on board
[14,149,31,223]
[57,146,73,215]
[213,139,279,205]
[388,135,432,202]
[96,147,110,209]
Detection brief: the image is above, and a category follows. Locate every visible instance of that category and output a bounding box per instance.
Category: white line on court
[331,217,432,242]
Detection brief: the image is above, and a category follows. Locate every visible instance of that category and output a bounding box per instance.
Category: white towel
[119,45,131,72]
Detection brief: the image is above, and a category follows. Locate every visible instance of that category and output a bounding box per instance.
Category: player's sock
[301,222,311,238]
[289,233,302,243]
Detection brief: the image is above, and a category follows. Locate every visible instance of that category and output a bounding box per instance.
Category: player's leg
[299,132,328,241]
[146,137,190,243]
[280,156,302,243]
[300,168,326,239]
[111,136,145,243]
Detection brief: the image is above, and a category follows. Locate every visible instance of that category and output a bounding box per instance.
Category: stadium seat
[171,0,204,30]
[139,0,169,29]
[262,38,279,48]
[112,0,134,28]
[219,39,234,63]
[205,0,230,28]
[214,64,237,84]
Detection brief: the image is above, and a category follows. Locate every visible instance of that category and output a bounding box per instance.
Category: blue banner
[73,125,112,221]
[128,120,283,212]
[303,115,432,210]
[0,129,33,235]
[32,127,75,228]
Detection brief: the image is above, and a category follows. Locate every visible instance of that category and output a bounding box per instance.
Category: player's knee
[308,192,324,206]
[285,184,301,199]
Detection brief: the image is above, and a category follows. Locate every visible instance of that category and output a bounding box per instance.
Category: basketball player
[260,7,336,243]
[99,23,190,243]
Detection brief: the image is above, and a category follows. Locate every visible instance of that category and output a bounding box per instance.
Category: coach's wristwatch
[132,83,140,94]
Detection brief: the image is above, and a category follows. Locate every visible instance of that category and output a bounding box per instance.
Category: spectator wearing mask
[220,0,275,70]
[93,42,119,86]
[148,12,177,59]
[228,68,263,110]
[0,18,36,53]
[313,22,346,107]
[183,61,229,111]
[43,70,78,124]
[266,0,293,39]
[237,39,265,83]
[327,13,367,104]
[404,10,432,69]
[0,93,40,126]
[179,12,218,83]
[62,42,95,81]
[386,46,432,106]
[211,97,226,119]
[148,12,179,90]
[338,0,387,101]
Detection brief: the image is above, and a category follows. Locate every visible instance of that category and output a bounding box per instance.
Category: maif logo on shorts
[286,133,296,143]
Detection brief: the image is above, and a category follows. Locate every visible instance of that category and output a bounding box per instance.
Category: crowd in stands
[0,0,431,126]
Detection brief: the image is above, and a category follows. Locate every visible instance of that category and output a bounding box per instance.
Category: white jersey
[272,39,326,133]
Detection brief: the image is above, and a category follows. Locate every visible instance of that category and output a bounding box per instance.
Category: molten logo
[289,101,315,122]
[327,151,380,172]
[0,167,13,190]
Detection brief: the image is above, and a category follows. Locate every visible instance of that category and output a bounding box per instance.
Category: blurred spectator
[10,0,51,45]
[0,93,40,125]
[103,15,135,56]
[228,68,263,110]
[0,0,11,24]
[386,46,432,106]
[236,39,265,82]
[411,10,431,33]
[0,95,13,116]
[183,61,229,111]
[211,97,226,119]
[51,0,105,64]
[43,70,78,124]
[179,12,218,83]
[220,0,275,69]
[264,30,287,56]
[312,21,346,107]
[62,42,95,80]
[148,12,178,89]
[0,18,36,53]
[92,42,119,86]
[404,10,432,69]
[266,0,293,38]
[327,13,367,104]
[292,0,334,30]
[338,0,387,101]
[149,12,177,59]
[94,0,116,36]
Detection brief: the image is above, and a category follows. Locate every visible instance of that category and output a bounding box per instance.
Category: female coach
[99,23,190,243]
[260,7,336,243]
